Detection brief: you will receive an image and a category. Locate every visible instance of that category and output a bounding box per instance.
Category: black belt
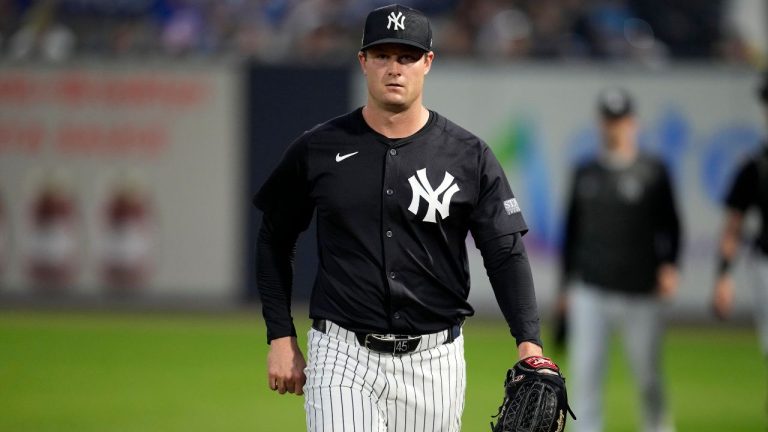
[312,319,461,355]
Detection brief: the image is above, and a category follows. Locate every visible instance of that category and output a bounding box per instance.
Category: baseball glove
[490,356,575,432]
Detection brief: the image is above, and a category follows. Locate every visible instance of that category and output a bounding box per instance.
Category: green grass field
[0,310,764,431]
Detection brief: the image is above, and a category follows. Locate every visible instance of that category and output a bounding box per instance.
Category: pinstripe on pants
[304,321,466,432]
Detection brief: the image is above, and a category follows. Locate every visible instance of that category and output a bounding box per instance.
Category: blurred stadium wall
[0,63,243,304]
[0,61,764,323]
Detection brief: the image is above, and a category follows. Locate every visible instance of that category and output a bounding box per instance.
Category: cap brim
[360,38,430,52]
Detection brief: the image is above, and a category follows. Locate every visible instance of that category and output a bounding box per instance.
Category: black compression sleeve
[478,232,542,348]
[256,212,301,344]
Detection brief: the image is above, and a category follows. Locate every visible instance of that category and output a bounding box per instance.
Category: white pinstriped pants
[304,321,466,432]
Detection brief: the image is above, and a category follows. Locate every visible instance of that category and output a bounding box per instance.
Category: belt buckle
[363,333,386,352]
[365,333,421,355]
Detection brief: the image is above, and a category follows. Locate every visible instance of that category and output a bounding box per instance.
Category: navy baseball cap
[361,4,432,52]
[597,87,634,119]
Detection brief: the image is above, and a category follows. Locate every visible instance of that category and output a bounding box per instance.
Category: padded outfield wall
[0,62,764,321]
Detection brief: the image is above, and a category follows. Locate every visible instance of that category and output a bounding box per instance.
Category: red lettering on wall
[0,75,38,105]
[0,123,44,154]
[0,71,211,109]
[53,72,92,107]
[100,77,208,107]
[44,73,210,108]
[55,123,168,156]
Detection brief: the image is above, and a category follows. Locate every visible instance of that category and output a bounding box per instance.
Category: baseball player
[712,72,768,350]
[558,88,681,432]
[254,4,548,431]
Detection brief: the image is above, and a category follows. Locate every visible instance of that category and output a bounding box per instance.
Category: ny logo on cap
[387,11,405,31]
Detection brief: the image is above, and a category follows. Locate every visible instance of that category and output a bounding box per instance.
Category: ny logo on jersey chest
[408,168,460,223]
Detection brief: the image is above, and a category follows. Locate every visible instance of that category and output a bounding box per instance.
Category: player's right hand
[712,275,734,320]
[267,336,307,395]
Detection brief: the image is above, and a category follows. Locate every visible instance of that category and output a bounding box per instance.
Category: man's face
[358,44,433,112]
[600,115,636,150]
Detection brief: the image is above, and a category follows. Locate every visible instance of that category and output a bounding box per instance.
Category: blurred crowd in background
[0,0,764,66]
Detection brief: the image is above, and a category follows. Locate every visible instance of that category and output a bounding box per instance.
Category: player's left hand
[656,264,678,300]
[517,341,543,359]
[490,356,575,432]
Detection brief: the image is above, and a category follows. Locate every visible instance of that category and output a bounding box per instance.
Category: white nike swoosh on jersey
[335,152,359,162]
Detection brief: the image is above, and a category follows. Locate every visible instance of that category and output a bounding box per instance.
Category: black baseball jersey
[725,145,768,254]
[561,154,681,294]
[254,108,537,341]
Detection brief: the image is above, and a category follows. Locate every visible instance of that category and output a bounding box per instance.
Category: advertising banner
[0,63,242,300]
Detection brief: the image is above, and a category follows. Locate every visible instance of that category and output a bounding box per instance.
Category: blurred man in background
[558,87,682,432]
[712,72,768,349]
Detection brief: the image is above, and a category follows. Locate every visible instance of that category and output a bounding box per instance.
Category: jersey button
[389,272,396,279]
[389,148,397,156]
[386,188,394,196]
[393,312,401,320]
[385,230,393,238]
